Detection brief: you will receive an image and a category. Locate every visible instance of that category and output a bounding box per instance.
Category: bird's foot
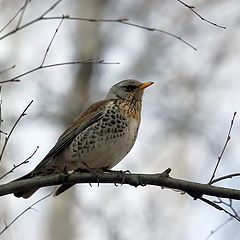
[105,169,130,186]
[82,161,103,187]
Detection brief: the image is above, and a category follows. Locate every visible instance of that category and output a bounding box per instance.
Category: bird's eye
[123,85,136,92]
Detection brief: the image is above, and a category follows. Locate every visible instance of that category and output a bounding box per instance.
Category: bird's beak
[138,81,154,90]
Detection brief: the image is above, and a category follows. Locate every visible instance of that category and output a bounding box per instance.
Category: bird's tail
[13,172,39,199]
[54,168,84,196]
[54,183,74,196]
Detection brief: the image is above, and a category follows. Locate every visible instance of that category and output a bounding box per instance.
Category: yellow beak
[139,81,154,90]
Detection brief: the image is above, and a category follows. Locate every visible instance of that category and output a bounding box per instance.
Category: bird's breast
[64,107,140,170]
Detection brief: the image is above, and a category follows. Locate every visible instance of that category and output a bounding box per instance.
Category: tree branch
[1,170,240,200]
[0,1,197,51]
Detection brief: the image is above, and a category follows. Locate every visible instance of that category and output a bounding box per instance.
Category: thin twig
[0,0,63,40]
[0,15,119,85]
[208,112,237,184]
[0,130,7,136]
[0,100,33,163]
[211,173,240,184]
[41,15,197,51]
[205,210,240,240]
[15,0,30,29]
[199,197,240,222]
[40,17,64,66]
[0,146,39,180]
[0,190,53,235]
[0,65,16,75]
[42,16,129,23]
[0,4,196,51]
[177,0,226,29]
[0,59,119,84]
[121,21,197,51]
[0,1,29,34]
[39,0,63,17]
[0,87,7,144]
[0,87,2,142]
[213,198,239,218]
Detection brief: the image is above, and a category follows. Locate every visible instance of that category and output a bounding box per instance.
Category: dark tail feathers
[54,183,75,196]
[13,172,39,199]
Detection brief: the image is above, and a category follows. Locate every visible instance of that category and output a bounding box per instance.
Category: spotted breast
[63,100,140,170]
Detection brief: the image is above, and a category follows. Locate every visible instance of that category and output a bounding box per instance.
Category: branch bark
[1,169,240,200]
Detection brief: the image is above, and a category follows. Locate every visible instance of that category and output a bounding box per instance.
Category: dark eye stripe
[123,85,137,92]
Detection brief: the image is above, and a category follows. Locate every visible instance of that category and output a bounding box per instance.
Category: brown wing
[33,99,112,172]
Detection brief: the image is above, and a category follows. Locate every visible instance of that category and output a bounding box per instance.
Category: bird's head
[106,79,153,102]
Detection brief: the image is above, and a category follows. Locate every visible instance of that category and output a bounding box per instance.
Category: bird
[13,79,153,198]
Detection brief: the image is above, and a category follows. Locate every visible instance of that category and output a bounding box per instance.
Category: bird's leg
[63,165,68,174]
[59,165,70,182]
[82,161,102,187]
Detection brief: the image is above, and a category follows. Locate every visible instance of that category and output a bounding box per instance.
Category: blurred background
[0,0,240,239]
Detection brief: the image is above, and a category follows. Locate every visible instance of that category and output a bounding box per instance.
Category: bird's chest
[66,115,140,169]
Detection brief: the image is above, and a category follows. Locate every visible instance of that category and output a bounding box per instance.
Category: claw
[106,169,130,186]
[82,161,101,187]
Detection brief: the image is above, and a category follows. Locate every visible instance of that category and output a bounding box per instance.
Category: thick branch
[1,170,240,200]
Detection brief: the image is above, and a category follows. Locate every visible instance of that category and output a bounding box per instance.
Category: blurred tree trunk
[46,1,106,240]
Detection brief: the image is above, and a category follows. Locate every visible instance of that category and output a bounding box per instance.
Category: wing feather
[34,99,111,171]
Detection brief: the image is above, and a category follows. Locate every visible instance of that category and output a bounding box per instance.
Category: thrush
[13,79,153,198]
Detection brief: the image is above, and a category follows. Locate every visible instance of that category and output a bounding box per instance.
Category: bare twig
[0,16,119,85]
[208,112,237,184]
[15,0,30,29]
[0,0,122,40]
[39,0,63,17]
[0,146,39,180]
[0,87,7,144]
[0,100,33,163]
[211,173,240,184]
[199,197,240,222]
[42,16,129,24]
[40,17,64,66]
[41,15,197,50]
[0,87,2,142]
[0,130,7,136]
[177,0,226,29]
[0,2,197,51]
[0,190,53,235]
[0,0,63,40]
[0,0,30,34]
[120,21,197,51]
[205,211,240,240]
[0,59,119,84]
[213,198,239,218]
[0,65,16,75]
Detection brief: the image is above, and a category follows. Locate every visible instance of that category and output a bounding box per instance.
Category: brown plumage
[13,79,153,198]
